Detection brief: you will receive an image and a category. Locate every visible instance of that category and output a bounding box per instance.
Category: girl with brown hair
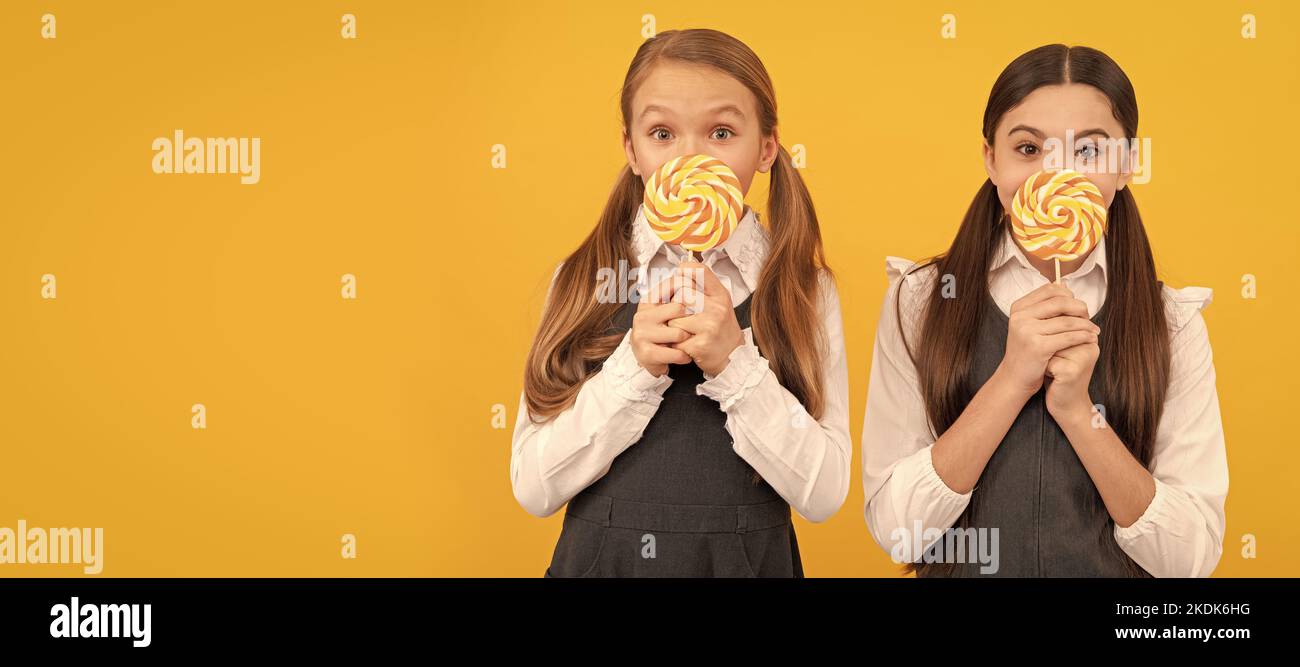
[862,44,1228,577]
[510,29,850,577]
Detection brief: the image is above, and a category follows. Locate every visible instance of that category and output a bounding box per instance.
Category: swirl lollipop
[1010,169,1108,283]
[642,154,744,262]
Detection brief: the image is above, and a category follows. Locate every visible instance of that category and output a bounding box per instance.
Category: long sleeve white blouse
[511,204,852,523]
[861,229,1229,577]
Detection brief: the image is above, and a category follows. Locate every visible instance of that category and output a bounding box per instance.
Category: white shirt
[861,228,1229,577]
[511,203,852,523]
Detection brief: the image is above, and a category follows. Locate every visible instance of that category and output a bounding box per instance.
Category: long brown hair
[902,45,1169,576]
[524,29,832,435]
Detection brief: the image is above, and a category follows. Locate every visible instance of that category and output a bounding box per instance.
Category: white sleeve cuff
[917,444,974,505]
[1114,477,1172,543]
[1111,477,1225,578]
[696,329,768,411]
[868,445,974,562]
[602,331,673,406]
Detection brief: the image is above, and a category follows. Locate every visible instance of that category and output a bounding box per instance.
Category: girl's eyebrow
[1073,128,1112,140]
[640,104,675,120]
[711,104,746,120]
[639,104,747,122]
[1007,124,1112,140]
[1007,124,1045,139]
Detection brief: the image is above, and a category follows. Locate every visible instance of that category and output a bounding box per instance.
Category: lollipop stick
[1054,258,1061,285]
[683,249,702,314]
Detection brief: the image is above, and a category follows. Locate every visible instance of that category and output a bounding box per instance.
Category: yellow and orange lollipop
[642,154,744,260]
[1010,169,1108,283]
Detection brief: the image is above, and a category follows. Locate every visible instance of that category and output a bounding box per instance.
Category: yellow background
[1,0,1296,576]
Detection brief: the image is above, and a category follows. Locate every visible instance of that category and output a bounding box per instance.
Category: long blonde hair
[524,28,832,425]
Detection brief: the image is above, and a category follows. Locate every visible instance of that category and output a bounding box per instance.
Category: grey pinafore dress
[918,289,1151,577]
[544,292,803,577]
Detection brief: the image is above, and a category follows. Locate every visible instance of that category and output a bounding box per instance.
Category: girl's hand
[1045,340,1100,420]
[631,271,694,377]
[665,262,743,377]
[999,283,1100,397]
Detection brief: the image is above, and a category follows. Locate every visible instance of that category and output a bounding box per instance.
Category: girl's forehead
[997,84,1123,137]
[631,62,757,119]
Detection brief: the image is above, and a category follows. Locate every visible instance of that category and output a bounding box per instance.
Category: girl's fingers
[1022,295,1089,321]
[672,285,706,313]
[1040,329,1098,354]
[666,313,701,333]
[635,300,687,325]
[641,271,684,305]
[1034,316,1101,336]
[671,285,702,303]
[676,261,724,297]
[643,325,690,344]
[1010,282,1072,312]
[669,270,698,298]
[1051,341,1097,360]
[645,344,691,366]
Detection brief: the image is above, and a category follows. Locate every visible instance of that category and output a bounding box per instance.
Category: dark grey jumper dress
[544,291,803,577]
[918,289,1151,577]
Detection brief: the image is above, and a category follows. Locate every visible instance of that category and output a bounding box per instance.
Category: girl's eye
[1016,143,1039,157]
[1076,144,1099,159]
[650,127,672,141]
[712,127,733,141]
